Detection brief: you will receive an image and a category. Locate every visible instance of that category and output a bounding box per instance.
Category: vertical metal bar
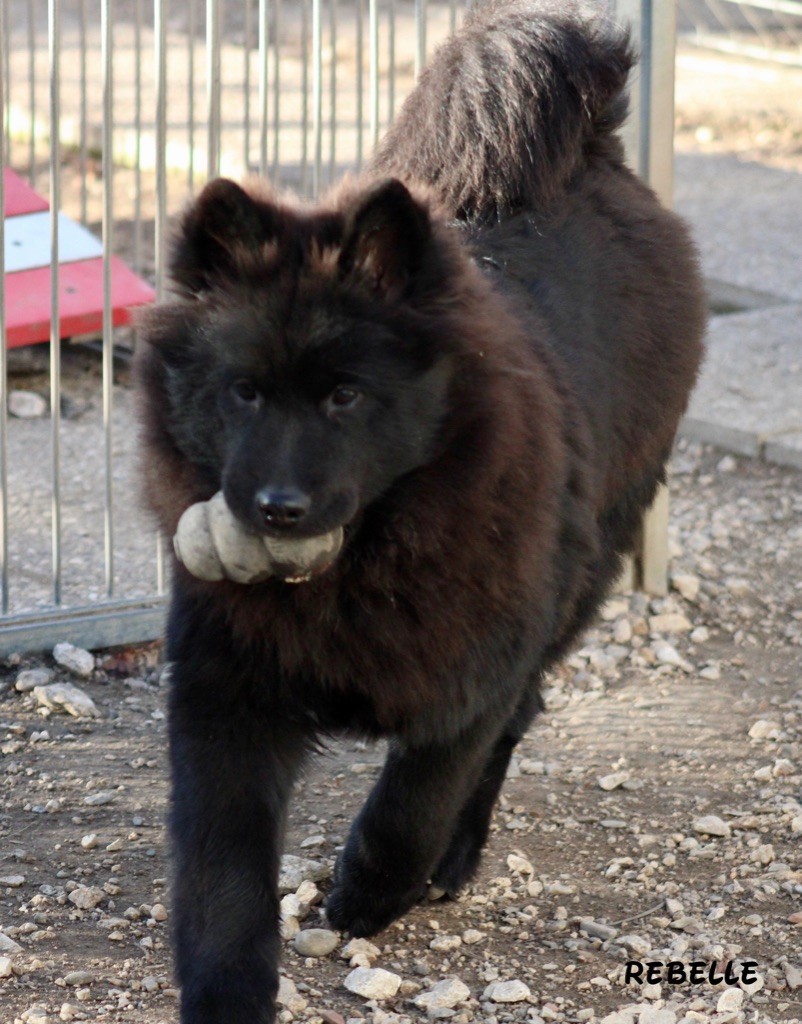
[0,39,8,614]
[312,0,323,196]
[49,0,63,605]
[102,0,115,598]
[155,0,169,594]
[244,0,253,172]
[79,0,89,224]
[388,0,395,121]
[133,0,143,271]
[301,0,310,194]
[369,0,379,151]
[329,0,337,184]
[272,0,281,181]
[27,0,37,182]
[188,0,197,192]
[356,0,364,168]
[258,0,270,174]
[414,0,427,79]
[207,0,222,180]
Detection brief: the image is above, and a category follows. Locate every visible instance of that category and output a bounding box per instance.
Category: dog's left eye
[324,385,361,413]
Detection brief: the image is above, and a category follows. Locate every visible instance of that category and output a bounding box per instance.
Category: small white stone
[429,933,462,952]
[293,928,338,957]
[15,668,55,692]
[617,934,651,956]
[53,643,95,678]
[150,903,168,921]
[34,683,99,718]
[0,874,25,887]
[278,854,330,893]
[506,853,533,875]
[83,791,115,806]
[341,937,381,963]
[344,967,402,1000]
[773,758,796,776]
[716,987,743,1012]
[749,719,781,740]
[639,1009,677,1024]
[784,964,802,990]
[690,625,710,643]
[598,771,630,791]
[67,885,105,910]
[0,956,13,978]
[482,979,531,1003]
[413,977,471,1011]
[462,929,485,944]
[740,970,764,995]
[692,815,730,837]
[649,613,692,633]
[8,389,47,418]
[276,976,308,1013]
[613,618,633,644]
[671,574,700,601]
[0,931,23,954]
[80,834,99,850]
[64,971,95,986]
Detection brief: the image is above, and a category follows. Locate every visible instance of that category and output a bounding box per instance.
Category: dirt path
[1,442,801,1024]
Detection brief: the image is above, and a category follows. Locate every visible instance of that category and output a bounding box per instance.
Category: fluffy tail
[371,0,635,223]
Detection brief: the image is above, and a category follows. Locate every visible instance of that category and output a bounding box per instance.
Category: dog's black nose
[255,488,311,528]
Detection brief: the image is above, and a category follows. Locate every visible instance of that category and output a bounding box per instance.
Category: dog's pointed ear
[170,178,278,295]
[338,179,431,300]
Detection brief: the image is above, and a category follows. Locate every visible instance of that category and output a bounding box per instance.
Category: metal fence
[0,0,673,654]
[678,0,802,65]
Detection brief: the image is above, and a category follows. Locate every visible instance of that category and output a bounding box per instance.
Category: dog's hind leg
[325,710,512,938]
[429,686,544,898]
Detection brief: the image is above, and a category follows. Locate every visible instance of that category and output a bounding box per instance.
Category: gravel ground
[1,440,801,1024]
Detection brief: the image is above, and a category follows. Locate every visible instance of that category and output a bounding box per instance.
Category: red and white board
[2,167,155,348]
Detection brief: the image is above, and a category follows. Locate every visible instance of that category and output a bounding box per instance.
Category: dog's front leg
[167,609,308,1024]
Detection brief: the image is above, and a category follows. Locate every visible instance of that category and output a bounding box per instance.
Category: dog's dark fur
[136,1,705,1020]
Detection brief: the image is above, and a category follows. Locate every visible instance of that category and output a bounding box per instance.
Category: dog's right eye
[231,379,259,404]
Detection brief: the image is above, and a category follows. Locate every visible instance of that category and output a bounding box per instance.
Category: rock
[483,979,531,1003]
[671,574,700,601]
[53,643,95,678]
[276,976,308,1013]
[613,618,633,644]
[80,834,99,850]
[0,874,25,887]
[692,815,730,837]
[293,928,339,957]
[278,854,330,893]
[784,964,802,990]
[788,910,802,924]
[341,937,381,964]
[639,1010,676,1024]
[690,625,710,643]
[748,719,781,740]
[739,971,764,995]
[67,885,105,910]
[0,956,13,978]
[716,988,743,1012]
[8,389,47,418]
[654,643,692,671]
[33,683,99,719]
[150,903,168,921]
[579,919,618,941]
[83,791,115,806]
[725,577,751,598]
[343,967,402,1000]
[506,853,533,875]
[429,933,462,952]
[649,613,692,633]
[617,934,651,956]
[413,977,471,1011]
[64,971,95,986]
[0,931,23,954]
[462,929,485,944]
[15,668,54,692]
[598,771,630,791]
[320,1012,347,1024]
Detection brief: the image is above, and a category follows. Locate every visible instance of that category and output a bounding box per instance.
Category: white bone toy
[173,491,344,584]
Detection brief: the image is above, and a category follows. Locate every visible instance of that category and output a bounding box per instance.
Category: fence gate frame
[0,0,677,655]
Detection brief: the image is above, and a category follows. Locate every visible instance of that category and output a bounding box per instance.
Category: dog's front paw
[325,842,426,937]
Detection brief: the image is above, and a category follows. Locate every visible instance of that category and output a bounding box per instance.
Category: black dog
[136,1,705,1020]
